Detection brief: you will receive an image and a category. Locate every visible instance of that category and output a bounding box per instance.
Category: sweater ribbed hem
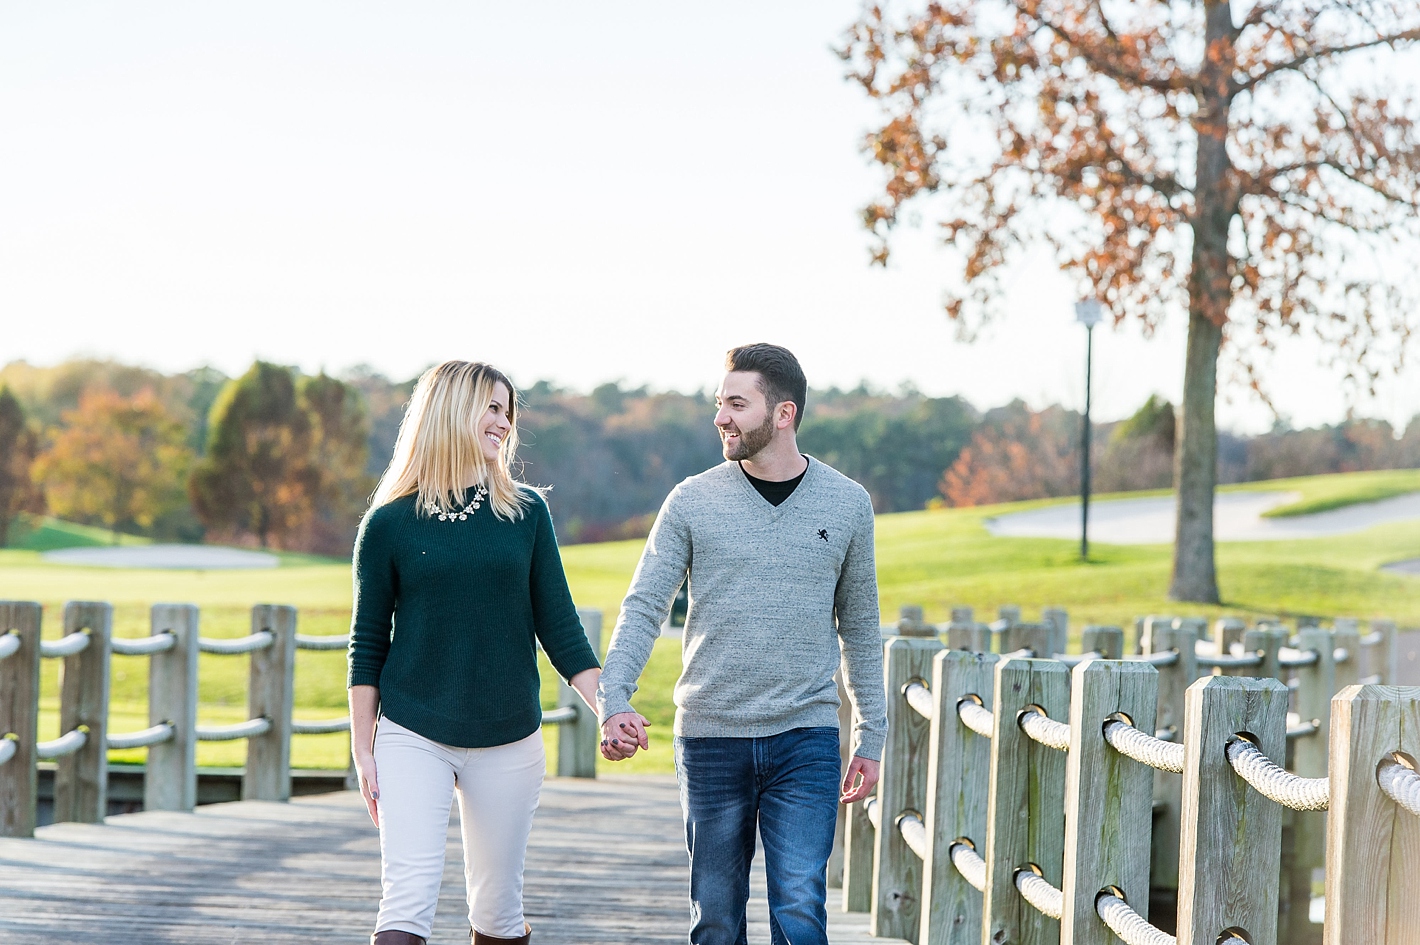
[672,706,884,761]
[380,695,543,750]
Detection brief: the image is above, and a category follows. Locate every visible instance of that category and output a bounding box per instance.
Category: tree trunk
[1170,0,1236,604]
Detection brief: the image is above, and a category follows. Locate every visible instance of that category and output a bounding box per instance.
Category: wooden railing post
[1006,622,1054,658]
[1214,617,1246,653]
[1324,684,1420,945]
[1081,626,1124,660]
[919,649,998,945]
[1176,675,1288,945]
[1332,621,1361,695]
[1283,626,1335,945]
[983,657,1069,945]
[146,604,199,811]
[243,604,296,802]
[1243,626,1286,682]
[1142,616,1198,893]
[54,601,112,824]
[1369,619,1398,685]
[1042,607,1069,655]
[870,636,942,942]
[1061,659,1158,945]
[557,608,601,778]
[0,601,42,838]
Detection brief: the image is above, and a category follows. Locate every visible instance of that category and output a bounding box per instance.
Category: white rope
[291,717,351,735]
[1278,647,1319,668]
[1377,759,1420,817]
[294,633,349,651]
[865,796,881,829]
[1359,674,1383,685]
[949,842,987,892]
[1125,650,1179,667]
[1019,709,1071,752]
[541,706,578,725]
[198,631,274,655]
[1096,892,1176,945]
[1053,650,1102,667]
[1014,869,1063,920]
[110,633,176,656]
[1225,739,1329,811]
[106,723,174,749]
[903,681,935,721]
[40,631,90,658]
[36,728,88,759]
[1196,652,1263,670]
[196,717,272,741]
[897,812,927,860]
[1286,719,1319,740]
[0,737,16,766]
[1332,647,1350,664]
[1103,719,1185,773]
[0,632,20,661]
[1359,631,1384,647]
[957,699,995,738]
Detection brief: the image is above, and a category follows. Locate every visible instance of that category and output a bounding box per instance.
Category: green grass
[7,515,151,551]
[7,469,1420,776]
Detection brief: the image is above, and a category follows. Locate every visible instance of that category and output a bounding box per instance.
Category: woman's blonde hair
[370,360,533,521]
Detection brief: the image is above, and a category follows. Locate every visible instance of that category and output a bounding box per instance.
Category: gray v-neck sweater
[597,457,888,760]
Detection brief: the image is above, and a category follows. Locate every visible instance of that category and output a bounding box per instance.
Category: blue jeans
[674,727,841,945]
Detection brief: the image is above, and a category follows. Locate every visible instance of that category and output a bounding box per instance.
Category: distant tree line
[2,359,1418,553]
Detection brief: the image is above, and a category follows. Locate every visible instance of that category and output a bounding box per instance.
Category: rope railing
[1286,719,1319,740]
[197,631,274,655]
[1196,651,1263,670]
[110,632,176,656]
[0,631,20,661]
[903,680,934,721]
[1018,708,1071,752]
[897,811,927,860]
[1013,867,1064,920]
[948,840,987,892]
[1124,649,1178,667]
[1277,647,1319,668]
[0,737,15,766]
[1359,630,1384,647]
[290,717,351,735]
[1225,738,1329,811]
[1378,757,1420,817]
[864,796,881,829]
[36,728,88,760]
[1096,891,1176,945]
[106,723,175,750]
[957,697,994,738]
[196,718,272,742]
[1053,650,1102,667]
[1103,718,1185,773]
[39,631,90,658]
[1332,647,1349,664]
[541,706,578,725]
[294,633,349,651]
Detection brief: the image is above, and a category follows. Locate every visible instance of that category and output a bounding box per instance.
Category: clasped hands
[599,710,881,804]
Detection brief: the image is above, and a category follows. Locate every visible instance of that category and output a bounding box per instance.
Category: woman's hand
[348,684,381,826]
[354,749,380,826]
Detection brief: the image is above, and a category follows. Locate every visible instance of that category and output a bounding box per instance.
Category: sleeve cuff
[347,670,382,689]
[853,731,885,761]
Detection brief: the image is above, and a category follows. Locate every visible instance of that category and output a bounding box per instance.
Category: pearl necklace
[424,484,488,521]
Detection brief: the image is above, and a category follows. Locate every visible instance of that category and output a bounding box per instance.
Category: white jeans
[373,717,544,938]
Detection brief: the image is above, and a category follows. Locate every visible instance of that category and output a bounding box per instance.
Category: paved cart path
[0,775,899,945]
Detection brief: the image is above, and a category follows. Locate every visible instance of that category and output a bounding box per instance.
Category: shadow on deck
[0,775,902,944]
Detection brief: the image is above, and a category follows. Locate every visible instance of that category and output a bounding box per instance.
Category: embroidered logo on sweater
[817,529,829,542]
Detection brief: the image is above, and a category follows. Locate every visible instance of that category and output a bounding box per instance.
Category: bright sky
[2,1,1418,434]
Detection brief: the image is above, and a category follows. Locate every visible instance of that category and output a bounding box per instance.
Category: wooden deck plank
[0,775,903,944]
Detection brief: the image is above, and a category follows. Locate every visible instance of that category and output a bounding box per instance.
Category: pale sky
[2,1,1418,434]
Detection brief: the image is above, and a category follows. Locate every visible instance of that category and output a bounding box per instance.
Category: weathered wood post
[1242,625,1286,682]
[243,604,296,802]
[1176,676,1288,945]
[1332,620,1361,695]
[1283,626,1335,945]
[1142,616,1198,893]
[0,601,42,838]
[1324,684,1420,945]
[1369,619,1398,685]
[918,649,997,945]
[557,608,602,778]
[54,601,112,824]
[1005,622,1055,658]
[1081,626,1124,660]
[897,605,935,636]
[146,604,199,811]
[1214,617,1246,654]
[1061,659,1158,945]
[1042,607,1069,655]
[983,657,1069,945]
[870,636,942,941]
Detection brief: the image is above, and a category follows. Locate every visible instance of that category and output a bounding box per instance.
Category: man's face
[714,371,777,461]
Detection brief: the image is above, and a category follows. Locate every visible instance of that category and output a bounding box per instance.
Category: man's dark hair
[725,343,807,430]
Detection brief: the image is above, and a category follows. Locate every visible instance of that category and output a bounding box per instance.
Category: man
[597,343,887,945]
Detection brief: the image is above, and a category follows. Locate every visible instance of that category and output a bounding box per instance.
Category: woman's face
[478,381,513,463]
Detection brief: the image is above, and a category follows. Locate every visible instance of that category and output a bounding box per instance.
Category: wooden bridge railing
[845,606,1417,945]
[0,600,603,838]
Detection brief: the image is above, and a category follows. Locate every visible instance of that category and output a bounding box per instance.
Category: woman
[348,360,601,945]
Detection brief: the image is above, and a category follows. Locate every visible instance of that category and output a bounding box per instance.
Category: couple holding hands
[347,344,888,945]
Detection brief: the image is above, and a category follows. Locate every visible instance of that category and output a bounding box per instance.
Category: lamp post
[1074,299,1103,561]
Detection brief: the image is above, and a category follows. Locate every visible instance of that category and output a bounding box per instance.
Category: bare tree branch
[1234,29,1420,94]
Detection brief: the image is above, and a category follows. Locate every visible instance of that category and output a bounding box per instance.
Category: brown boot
[471,923,531,944]
[372,931,427,945]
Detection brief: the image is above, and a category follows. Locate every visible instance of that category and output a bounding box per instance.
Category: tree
[0,387,41,546]
[842,1,1420,601]
[299,372,374,554]
[190,362,318,548]
[31,390,192,541]
[939,400,1080,505]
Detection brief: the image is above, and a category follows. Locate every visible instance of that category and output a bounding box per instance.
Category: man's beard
[721,413,775,461]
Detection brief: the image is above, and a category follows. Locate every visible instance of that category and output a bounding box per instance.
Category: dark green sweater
[347,488,599,748]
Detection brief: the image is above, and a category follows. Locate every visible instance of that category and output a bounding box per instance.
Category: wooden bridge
[0,774,902,945]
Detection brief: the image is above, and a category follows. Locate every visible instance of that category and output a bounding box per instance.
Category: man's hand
[840,755,879,804]
[600,711,651,761]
